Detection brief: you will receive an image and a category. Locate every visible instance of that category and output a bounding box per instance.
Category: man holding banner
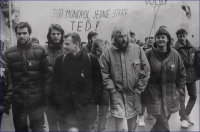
[100,27,150,131]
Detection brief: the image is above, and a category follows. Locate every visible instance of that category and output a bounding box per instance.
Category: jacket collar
[152,42,171,59]
[17,40,32,50]
[67,50,83,60]
[174,39,193,49]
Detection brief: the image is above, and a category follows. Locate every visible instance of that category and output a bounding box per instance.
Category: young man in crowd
[44,24,67,131]
[51,32,103,131]
[100,27,150,131]
[173,28,199,128]
[3,22,52,131]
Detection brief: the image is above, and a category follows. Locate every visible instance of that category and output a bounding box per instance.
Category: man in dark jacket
[0,59,13,124]
[82,31,98,53]
[3,22,52,131]
[51,32,103,131]
[173,28,199,128]
[143,37,154,51]
[44,24,67,131]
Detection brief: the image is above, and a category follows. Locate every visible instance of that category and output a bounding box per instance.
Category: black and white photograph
[0,0,199,131]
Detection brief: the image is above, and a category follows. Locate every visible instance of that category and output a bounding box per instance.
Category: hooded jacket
[145,43,186,117]
[100,43,150,118]
[173,40,199,83]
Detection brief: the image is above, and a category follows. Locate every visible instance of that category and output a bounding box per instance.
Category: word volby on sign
[145,0,168,5]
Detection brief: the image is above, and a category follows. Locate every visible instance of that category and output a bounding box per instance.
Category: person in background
[173,28,199,128]
[44,24,67,131]
[51,32,103,131]
[100,27,150,131]
[90,38,109,132]
[145,26,186,132]
[129,31,137,43]
[81,41,87,49]
[31,37,40,44]
[136,39,145,47]
[143,37,154,51]
[82,31,98,54]
[170,38,174,46]
[3,22,52,131]
[0,58,13,125]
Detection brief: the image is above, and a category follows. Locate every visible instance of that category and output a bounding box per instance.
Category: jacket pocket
[170,85,180,110]
[110,91,118,107]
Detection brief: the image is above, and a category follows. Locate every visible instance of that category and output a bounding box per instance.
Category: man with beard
[143,37,154,51]
[100,27,150,131]
[51,33,103,131]
[2,22,52,131]
[44,24,67,131]
[173,28,199,128]
[82,31,98,54]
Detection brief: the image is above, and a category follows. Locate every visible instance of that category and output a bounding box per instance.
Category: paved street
[1,82,199,131]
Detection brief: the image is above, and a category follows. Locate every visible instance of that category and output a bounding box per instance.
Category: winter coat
[173,40,199,83]
[2,41,52,109]
[44,43,66,69]
[0,59,13,115]
[100,44,150,119]
[51,50,103,126]
[82,44,91,54]
[145,44,186,117]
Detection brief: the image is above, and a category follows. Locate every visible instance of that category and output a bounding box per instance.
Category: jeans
[179,82,197,121]
[115,116,137,132]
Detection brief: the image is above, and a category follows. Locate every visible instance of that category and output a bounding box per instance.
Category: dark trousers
[151,114,171,132]
[45,106,60,131]
[97,90,110,131]
[139,105,150,116]
[12,104,45,132]
[179,82,197,121]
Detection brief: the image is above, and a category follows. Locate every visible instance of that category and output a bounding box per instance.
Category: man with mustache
[100,27,150,131]
[44,24,67,131]
[173,28,199,128]
[2,22,52,131]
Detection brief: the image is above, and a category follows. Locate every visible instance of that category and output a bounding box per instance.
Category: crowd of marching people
[0,21,199,132]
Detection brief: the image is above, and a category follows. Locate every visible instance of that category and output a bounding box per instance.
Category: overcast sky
[14,1,199,46]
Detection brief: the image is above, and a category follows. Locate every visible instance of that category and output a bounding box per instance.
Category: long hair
[46,24,64,44]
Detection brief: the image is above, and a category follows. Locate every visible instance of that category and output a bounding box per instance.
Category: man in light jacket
[100,27,150,131]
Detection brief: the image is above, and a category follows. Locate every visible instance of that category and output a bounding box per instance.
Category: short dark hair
[15,22,32,34]
[91,38,104,55]
[47,24,64,43]
[176,28,188,36]
[87,31,98,42]
[64,32,81,47]
[129,31,135,36]
[155,26,171,46]
[31,37,40,44]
